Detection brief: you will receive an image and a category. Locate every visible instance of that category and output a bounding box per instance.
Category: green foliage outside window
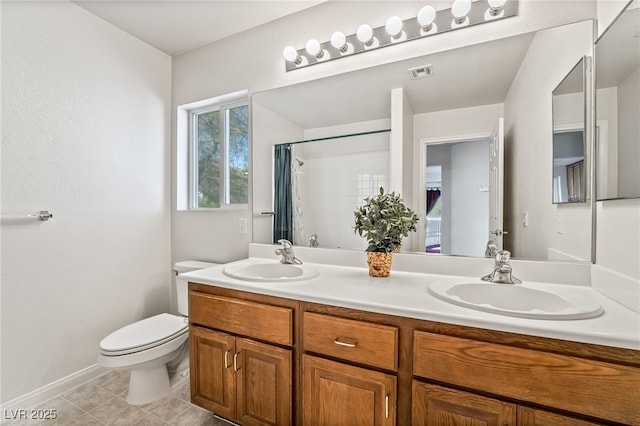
[195,104,248,208]
[197,110,221,208]
[227,105,249,205]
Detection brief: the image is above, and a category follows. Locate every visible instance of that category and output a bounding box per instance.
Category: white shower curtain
[291,148,306,247]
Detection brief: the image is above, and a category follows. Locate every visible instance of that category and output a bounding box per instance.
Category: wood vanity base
[188,283,640,426]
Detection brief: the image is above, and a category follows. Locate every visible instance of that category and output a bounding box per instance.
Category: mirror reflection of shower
[274,130,390,250]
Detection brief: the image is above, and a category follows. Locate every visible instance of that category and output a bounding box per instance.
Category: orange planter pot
[366,252,393,277]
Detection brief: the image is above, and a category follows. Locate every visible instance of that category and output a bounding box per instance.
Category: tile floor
[2,371,233,426]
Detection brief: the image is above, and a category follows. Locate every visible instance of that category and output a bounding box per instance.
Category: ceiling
[73,0,326,56]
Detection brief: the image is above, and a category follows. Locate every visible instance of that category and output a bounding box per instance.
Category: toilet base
[127,365,171,406]
[125,362,190,406]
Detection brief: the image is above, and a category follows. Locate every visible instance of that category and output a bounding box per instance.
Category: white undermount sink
[427,281,603,320]
[223,260,319,283]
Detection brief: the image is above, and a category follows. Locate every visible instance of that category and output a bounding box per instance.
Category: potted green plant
[354,187,419,277]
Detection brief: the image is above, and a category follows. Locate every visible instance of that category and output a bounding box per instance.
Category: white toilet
[98,260,216,405]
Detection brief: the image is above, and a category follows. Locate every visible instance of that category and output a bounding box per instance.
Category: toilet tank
[174,261,218,316]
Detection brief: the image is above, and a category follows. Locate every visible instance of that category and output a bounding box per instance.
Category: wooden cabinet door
[189,326,236,420]
[412,381,516,426]
[303,355,396,426]
[236,337,292,426]
[518,406,605,426]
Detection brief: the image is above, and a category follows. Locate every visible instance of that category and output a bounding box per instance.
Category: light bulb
[356,24,374,46]
[330,31,348,52]
[305,38,324,59]
[452,0,471,24]
[282,45,301,64]
[488,0,507,16]
[417,5,436,31]
[385,16,403,37]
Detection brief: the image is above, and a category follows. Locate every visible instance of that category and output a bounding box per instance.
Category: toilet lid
[100,313,188,354]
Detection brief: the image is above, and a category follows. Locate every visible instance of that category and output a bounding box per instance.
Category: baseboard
[592,264,640,313]
[1,364,107,411]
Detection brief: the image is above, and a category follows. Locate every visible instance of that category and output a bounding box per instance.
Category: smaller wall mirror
[595,0,640,200]
[552,57,587,204]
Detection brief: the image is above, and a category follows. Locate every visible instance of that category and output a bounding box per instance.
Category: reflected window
[552,129,585,203]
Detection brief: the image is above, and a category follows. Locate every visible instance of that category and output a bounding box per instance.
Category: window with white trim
[183,98,249,209]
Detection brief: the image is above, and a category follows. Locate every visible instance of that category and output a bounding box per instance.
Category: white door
[488,118,505,250]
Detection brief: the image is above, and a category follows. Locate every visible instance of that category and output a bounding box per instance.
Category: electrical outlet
[522,212,529,227]
[557,213,563,234]
[239,217,248,235]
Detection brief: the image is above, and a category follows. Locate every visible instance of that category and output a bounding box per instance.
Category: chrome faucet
[485,239,499,258]
[309,234,319,247]
[275,239,302,264]
[481,250,522,284]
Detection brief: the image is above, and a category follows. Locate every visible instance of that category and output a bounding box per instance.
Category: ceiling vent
[408,64,433,80]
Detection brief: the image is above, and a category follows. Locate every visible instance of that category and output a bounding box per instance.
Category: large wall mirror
[595,0,640,201]
[552,57,588,204]
[253,20,595,262]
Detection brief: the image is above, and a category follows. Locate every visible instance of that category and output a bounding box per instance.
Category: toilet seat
[99,313,188,356]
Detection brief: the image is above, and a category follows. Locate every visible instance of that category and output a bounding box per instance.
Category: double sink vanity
[183,243,640,426]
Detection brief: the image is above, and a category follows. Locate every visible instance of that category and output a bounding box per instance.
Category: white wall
[450,141,491,257]
[414,104,505,141]
[596,87,619,198]
[593,199,640,312]
[617,68,640,196]
[391,88,416,251]
[1,2,171,404]
[503,20,593,260]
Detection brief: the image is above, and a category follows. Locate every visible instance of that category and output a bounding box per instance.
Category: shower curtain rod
[276,128,391,147]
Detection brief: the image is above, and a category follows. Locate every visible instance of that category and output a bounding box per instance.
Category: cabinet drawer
[413,331,640,425]
[303,312,398,371]
[189,291,293,346]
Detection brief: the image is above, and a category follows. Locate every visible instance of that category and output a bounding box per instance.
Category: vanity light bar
[283,0,517,71]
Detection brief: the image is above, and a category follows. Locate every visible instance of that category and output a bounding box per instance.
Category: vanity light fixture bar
[283,0,517,71]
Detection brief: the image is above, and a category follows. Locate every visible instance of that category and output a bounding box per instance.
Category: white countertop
[182,255,640,351]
